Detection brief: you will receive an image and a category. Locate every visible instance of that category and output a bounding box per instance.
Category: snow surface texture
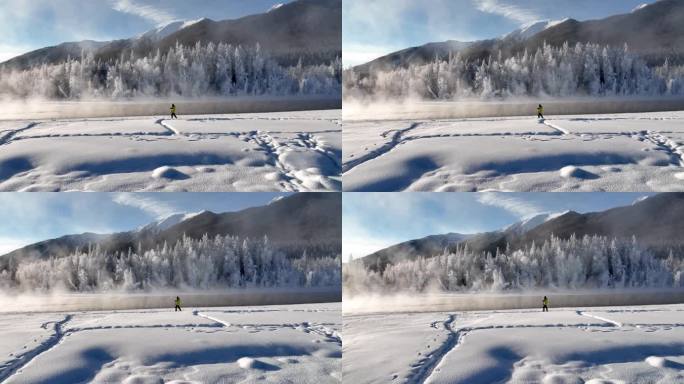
[343,111,684,191]
[0,110,341,191]
[1,303,341,384]
[344,304,684,384]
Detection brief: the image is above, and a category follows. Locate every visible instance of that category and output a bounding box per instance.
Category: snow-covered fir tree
[0,42,341,99]
[344,42,684,100]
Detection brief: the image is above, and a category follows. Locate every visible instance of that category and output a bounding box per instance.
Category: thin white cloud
[0,237,38,256]
[476,193,543,219]
[473,0,540,25]
[111,0,175,26]
[112,193,177,219]
[0,43,33,63]
[342,43,402,67]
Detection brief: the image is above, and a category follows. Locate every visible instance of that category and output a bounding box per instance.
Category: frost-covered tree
[1,234,341,292]
[0,42,341,99]
[344,42,684,100]
[343,235,684,294]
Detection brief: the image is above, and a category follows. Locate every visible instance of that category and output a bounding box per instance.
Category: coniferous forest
[0,234,341,292]
[344,43,684,100]
[0,42,342,100]
[344,235,684,294]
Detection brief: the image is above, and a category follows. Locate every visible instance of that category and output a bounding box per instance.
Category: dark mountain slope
[356,0,683,73]
[1,0,341,70]
[0,193,341,269]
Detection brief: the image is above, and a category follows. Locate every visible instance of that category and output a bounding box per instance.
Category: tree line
[0,234,341,292]
[0,42,342,99]
[344,42,684,100]
[344,235,684,294]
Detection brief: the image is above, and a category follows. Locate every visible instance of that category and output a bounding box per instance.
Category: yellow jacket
[537,106,544,114]
[170,105,177,113]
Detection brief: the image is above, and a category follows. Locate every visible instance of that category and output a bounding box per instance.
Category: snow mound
[122,375,164,384]
[151,166,189,180]
[238,357,257,369]
[237,357,278,370]
[645,356,682,369]
[559,165,598,179]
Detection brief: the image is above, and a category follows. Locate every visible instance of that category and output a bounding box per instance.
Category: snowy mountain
[347,193,684,292]
[503,212,564,236]
[356,0,683,74]
[0,193,341,266]
[355,40,472,73]
[139,211,205,233]
[357,193,684,272]
[360,233,472,272]
[513,193,684,251]
[137,19,208,41]
[1,0,341,69]
[504,19,569,41]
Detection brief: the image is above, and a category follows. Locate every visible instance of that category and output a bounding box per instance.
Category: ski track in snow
[343,122,422,173]
[641,131,684,166]
[0,122,40,145]
[249,130,299,190]
[0,314,72,383]
[576,310,623,328]
[194,310,342,346]
[542,120,571,135]
[193,310,232,327]
[406,314,458,384]
[155,118,180,136]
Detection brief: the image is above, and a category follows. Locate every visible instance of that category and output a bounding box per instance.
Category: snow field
[1,303,341,384]
[342,111,684,191]
[344,304,684,384]
[0,110,341,192]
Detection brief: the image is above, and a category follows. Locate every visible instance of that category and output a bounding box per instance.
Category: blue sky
[343,192,653,261]
[0,0,292,62]
[0,192,288,255]
[343,0,658,67]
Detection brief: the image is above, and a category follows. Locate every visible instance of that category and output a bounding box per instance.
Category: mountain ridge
[356,193,684,272]
[355,0,683,74]
[1,0,341,69]
[0,193,341,270]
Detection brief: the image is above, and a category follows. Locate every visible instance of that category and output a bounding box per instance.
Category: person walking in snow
[170,103,178,119]
[542,296,549,312]
[537,104,544,120]
[175,296,182,312]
